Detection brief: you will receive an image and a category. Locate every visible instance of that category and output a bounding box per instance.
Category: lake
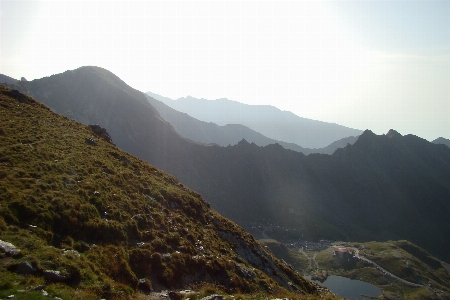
[306,275,382,299]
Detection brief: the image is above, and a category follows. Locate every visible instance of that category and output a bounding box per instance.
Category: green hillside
[264,238,450,299]
[0,85,335,299]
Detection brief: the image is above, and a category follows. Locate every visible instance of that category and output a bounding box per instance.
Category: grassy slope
[0,85,335,299]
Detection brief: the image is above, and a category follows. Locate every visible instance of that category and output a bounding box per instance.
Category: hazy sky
[1,1,449,141]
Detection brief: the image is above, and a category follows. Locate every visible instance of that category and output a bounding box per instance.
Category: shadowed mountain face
[146,94,358,155]
[0,84,322,297]
[147,92,362,149]
[9,67,450,261]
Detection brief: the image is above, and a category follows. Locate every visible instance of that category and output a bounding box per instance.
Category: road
[298,248,319,270]
[347,247,422,288]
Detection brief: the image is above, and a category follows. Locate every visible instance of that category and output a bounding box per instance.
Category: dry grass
[0,85,330,299]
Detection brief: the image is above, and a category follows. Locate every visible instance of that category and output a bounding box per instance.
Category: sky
[1,1,449,141]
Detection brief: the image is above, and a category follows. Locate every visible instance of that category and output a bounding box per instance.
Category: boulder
[43,270,67,282]
[0,240,20,256]
[200,295,224,300]
[237,264,256,279]
[15,261,36,274]
[85,137,97,146]
[63,249,80,258]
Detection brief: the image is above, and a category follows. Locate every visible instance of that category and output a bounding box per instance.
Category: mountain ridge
[146,93,358,154]
[432,136,450,148]
[7,66,450,262]
[147,91,362,149]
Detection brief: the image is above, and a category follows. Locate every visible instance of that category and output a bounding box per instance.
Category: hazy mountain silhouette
[0,73,18,85]
[432,137,450,148]
[9,67,450,261]
[146,94,358,154]
[146,92,362,149]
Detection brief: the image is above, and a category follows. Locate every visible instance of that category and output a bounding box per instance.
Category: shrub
[129,248,152,278]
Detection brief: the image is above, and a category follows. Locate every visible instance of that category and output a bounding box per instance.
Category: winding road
[347,247,422,288]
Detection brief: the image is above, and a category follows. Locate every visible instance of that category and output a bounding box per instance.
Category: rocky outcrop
[85,137,97,146]
[9,89,28,103]
[15,261,37,275]
[0,240,21,256]
[43,270,67,282]
[89,124,115,145]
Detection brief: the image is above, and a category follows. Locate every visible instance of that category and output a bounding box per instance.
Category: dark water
[306,275,382,299]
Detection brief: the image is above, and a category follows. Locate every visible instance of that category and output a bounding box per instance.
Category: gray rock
[43,270,67,282]
[85,137,97,146]
[200,295,224,300]
[63,249,80,258]
[16,261,36,274]
[0,240,20,256]
[237,265,256,279]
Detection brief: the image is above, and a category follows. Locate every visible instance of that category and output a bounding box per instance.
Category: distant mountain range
[7,67,450,262]
[146,94,358,155]
[147,91,362,149]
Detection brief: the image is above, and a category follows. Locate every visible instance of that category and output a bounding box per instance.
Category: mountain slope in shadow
[9,67,450,262]
[0,84,325,298]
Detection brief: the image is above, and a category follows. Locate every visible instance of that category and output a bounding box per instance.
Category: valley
[3,0,450,299]
[260,239,450,299]
[3,66,450,299]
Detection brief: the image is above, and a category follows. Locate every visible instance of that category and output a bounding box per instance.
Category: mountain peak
[386,129,402,138]
[237,138,250,145]
[432,137,450,148]
[356,129,376,143]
